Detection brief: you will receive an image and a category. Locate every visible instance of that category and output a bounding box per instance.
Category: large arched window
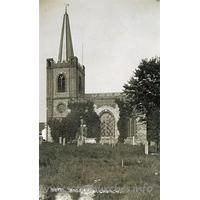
[100,111,115,137]
[58,74,65,92]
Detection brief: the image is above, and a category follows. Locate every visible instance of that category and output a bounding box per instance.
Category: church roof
[58,7,74,63]
[85,92,124,98]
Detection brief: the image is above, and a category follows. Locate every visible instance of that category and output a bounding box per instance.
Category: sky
[39,0,160,122]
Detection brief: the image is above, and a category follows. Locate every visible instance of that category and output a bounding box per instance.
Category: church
[46,7,146,145]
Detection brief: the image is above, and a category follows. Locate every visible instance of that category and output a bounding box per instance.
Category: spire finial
[58,3,74,62]
[65,4,69,13]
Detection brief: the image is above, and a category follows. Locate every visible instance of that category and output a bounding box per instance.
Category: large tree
[115,99,132,143]
[123,57,160,149]
[48,101,101,143]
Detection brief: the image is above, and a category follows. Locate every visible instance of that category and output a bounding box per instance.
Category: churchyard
[39,142,160,200]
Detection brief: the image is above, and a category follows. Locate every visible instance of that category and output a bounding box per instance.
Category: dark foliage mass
[123,57,160,149]
[48,101,101,143]
[115,99,132,143]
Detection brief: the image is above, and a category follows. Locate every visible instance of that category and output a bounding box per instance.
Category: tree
[123,57,160,149]
[48,118,62,143]
[115,99,132,143]
[48,101,101,143]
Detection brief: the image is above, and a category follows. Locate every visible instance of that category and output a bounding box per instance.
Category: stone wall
[46,56,85,120]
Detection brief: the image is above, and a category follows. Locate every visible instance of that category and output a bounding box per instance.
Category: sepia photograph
[2,1,200,200]
[39,0,160,199]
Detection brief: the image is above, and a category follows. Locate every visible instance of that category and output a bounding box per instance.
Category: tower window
[79,76,82,94]
[58,74,65,92]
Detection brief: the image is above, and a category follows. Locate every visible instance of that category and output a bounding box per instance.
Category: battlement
[46,56,85,74]
[85,92,124,98]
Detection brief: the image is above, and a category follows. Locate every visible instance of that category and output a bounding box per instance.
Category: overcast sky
[39,0,160,122]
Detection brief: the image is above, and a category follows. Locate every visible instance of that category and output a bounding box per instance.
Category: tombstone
[63,138,65,146]
[59,137,62,144]
[112,137,115,147]
[77,140,79,147]
[77,136,81,147]
[39,135,43,145]
[145,141,148,154]
[85,138,96,144]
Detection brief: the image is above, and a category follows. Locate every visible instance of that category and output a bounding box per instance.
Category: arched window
[100,112,115,137]
[58,74,65,92]
[79,76,82,94]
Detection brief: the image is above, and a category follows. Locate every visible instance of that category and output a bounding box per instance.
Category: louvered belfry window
[58,74,65,92]
[79,76,82,94]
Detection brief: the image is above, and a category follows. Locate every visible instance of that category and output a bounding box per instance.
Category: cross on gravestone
[59,137,62,144]
[63,138,66,146]
[145,141,148,154]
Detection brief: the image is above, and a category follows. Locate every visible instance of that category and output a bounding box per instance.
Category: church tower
[46,6,85,121]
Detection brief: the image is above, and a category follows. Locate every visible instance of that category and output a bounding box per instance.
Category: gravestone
[112,137,115,147]
[59,137,62,144]
[39,135,43,145]
[145,141,148,154]
[85,138,96,144]
[63,138,65,146]
[77,136,82,147]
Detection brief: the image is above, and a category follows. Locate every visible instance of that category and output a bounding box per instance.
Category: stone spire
[58,5,74,62]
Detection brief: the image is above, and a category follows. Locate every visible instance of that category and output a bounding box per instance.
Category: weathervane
[65,3,69,13]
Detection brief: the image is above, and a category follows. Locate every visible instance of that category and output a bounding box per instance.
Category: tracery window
[58,74,65,92]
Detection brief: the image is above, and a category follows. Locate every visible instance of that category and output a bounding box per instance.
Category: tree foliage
[115,99,132,143]
[123,57,160,148]
[47,118,62,143]
[48,101,101,143]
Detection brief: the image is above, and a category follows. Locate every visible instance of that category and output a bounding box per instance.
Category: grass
[39,142,160,200]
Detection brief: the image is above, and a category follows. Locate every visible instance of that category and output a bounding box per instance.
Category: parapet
[46,56,85,73]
